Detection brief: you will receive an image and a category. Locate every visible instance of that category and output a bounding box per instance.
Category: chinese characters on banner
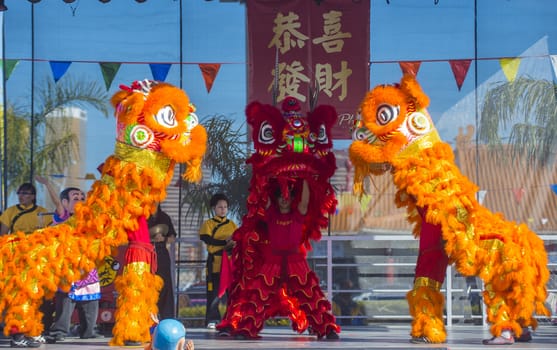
[247,0,370,139]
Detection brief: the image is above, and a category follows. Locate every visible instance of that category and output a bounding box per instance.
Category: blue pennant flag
[149,63,172,82]
[49,61,72,82]
[551,184,557,196]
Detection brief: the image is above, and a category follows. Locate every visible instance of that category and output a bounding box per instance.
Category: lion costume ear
[400,74,430,110]
[110,89,145,125]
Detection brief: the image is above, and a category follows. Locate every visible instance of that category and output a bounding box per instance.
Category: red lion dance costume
[216,97,341,339]
[348,75,550,344]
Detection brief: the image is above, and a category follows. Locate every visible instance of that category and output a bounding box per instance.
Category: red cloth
[414,207,448,284]
[125,216,157,274]
[218,251,233,298]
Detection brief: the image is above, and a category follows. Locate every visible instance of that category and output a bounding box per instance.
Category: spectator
[198,193,237,329]
[332,279,365,326]
[148,203,177,319]
[35,176,101,341]
[0,182,52,347]
[0,182,52,235]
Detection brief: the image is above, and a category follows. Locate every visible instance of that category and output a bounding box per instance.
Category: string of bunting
[1,53,555,92]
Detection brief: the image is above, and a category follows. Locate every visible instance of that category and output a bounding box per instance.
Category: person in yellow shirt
[198,193,237,329]
[0,182,52,235]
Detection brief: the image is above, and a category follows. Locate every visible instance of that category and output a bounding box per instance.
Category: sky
[1,0,557,186]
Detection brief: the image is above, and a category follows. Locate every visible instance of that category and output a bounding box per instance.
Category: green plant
[179,115,250,225]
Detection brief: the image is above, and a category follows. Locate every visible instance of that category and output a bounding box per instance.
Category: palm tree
[179,115,250,226]
[1,76,110,196]
[478,76,557,166]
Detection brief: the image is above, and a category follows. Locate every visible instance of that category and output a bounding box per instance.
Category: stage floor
[1,323,556,349]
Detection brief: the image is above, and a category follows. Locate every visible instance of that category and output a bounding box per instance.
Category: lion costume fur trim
[349,74,549,340]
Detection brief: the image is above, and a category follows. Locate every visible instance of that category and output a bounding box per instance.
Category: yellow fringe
[407,284,446,343]
[109,265,163,346]
[349,75,550,339]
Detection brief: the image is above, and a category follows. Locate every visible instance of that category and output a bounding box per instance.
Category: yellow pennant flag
[500,58,521,82]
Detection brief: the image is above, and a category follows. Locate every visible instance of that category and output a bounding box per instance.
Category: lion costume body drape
[0,80,207,346]
[348,75,549,343]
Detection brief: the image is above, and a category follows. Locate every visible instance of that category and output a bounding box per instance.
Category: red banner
[247,0,370,139]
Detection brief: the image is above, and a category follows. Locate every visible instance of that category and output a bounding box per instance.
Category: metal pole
[29,2,35,182]
[1,12,7,210]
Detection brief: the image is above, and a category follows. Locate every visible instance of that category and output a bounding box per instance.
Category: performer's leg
[217,273,277,339]
[408,208,449,344]
[288,270,340,339]
[206,272,221,327]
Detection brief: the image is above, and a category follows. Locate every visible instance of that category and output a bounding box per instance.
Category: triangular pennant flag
[476,190,487,205]
[149,63,172,82]
[550,184,557,195]
[99,62,121,90]
[513,187,525,203]
[1,59,19,81]
[49,61,72,83]
[399,61,421,77]
[541,218,548,225]
[500,58,521,82]
[449,59,472,90]
[551,55,557,80]
[199,63,221,93]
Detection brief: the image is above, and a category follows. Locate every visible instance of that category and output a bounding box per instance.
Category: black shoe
[10,334,41,348]
[44,336,57,344]
[410,336,432,344]
[124,340,142,346]
[325,331,340,340]
[48,331,66,342]
[515,329,532,342]
[80,332,102,339]
[217,328,231,337]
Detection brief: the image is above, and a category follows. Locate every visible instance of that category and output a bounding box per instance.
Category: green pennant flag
[1,59,19,81]
[99,62,121,90]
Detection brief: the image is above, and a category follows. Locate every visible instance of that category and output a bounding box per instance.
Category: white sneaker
[31,335,46,344]
[207,322,216,329]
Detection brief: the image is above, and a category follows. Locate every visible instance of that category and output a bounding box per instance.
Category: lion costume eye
[154,105,178,128]
[258,121,275,144]
[316,124,329,144]
[352,127,369,141]
[376,104,399,126]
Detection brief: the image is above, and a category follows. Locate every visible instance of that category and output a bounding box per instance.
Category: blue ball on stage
[152,319,186,350]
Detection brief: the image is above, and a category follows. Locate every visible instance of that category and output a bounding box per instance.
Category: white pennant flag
[476,190,487,205]
[551,55,557,79]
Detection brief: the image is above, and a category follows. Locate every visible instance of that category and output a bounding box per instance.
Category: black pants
[205,271,221,325]
[39,298,56,333]
[155,242,175,319]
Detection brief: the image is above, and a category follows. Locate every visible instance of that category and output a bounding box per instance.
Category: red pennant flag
[199,63,221,93]
[449,59,472,90]
[513,187,525,203]
[399,61,421,77]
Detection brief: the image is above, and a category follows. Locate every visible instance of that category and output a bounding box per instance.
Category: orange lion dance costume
[216,97,341,339]
[0,79,207,346]
[348,75,549,344]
